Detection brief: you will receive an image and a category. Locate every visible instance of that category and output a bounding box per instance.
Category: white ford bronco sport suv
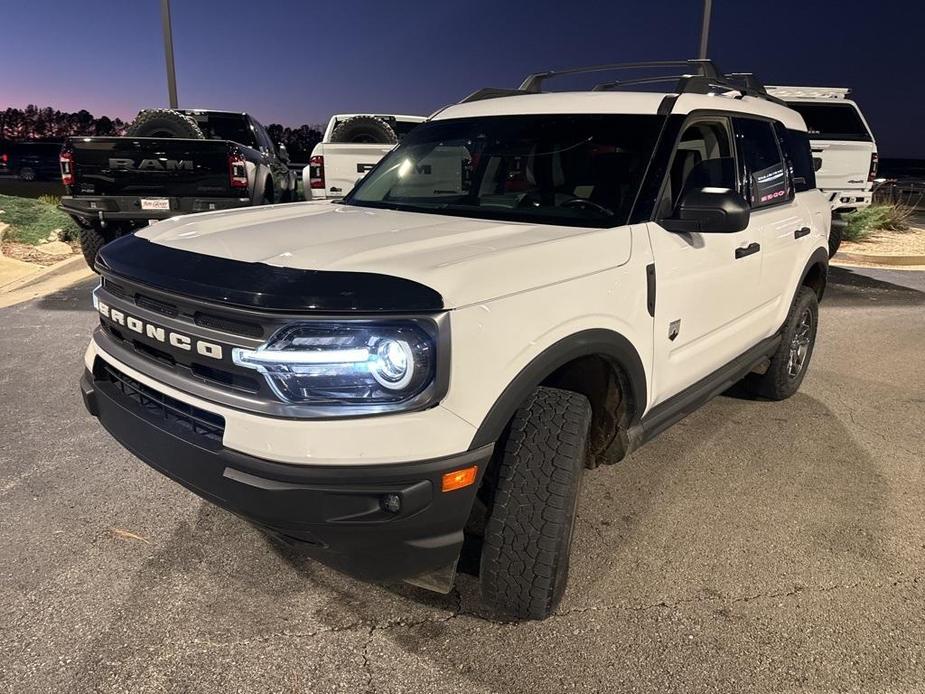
[80,60,831,620]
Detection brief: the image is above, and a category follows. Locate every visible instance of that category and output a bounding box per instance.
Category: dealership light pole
[698,0,713,59]
[160,0,179,108]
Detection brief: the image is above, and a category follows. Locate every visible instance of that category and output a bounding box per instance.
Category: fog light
[382,493,401,513]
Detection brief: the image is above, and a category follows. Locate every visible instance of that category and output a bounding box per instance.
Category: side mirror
[278,144,290,163]
[660,188,750,233]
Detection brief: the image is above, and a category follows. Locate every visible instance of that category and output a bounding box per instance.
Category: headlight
[232,321,437,407]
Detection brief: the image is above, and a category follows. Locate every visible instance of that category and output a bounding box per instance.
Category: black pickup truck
[59,109,298,268]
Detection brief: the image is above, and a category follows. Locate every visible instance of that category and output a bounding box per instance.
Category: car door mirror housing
[660,188,750,233]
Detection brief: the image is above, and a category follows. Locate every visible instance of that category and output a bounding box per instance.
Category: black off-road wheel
[125,109,204,139]
[745,286,819,400]
[479,386,592,620]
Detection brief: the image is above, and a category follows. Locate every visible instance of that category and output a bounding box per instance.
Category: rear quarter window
[775,124,816,193]
[786,102,872,142]
[733,118,792,208]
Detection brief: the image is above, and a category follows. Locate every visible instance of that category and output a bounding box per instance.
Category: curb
[835,252,925,267]
[0,254,88,293]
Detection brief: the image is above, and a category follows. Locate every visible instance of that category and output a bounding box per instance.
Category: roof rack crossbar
[519,59,720,92]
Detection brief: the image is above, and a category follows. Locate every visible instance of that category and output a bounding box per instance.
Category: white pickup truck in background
[303,114,426,200]
[766,86,877,255]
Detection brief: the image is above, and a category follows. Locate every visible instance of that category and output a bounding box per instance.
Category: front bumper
[80,367,492,585]
[60,195,252,222]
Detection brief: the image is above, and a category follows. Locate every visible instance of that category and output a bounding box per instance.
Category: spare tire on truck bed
[330,116,398,144]
[126,109,205,139]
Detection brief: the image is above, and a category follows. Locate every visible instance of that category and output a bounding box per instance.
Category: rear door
[732,117,807,318]
[785,101,875,193]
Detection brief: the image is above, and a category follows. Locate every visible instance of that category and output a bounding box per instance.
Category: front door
[646,116,766,407]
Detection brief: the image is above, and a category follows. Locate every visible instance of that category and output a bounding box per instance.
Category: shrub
[0,193,80,244]
[842,203,912,242]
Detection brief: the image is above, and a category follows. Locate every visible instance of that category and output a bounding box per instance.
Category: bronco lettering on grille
[97,301,223,360]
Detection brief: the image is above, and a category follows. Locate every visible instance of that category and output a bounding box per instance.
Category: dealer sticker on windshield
[140,198,170,211]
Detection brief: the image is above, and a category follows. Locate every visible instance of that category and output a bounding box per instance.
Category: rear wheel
[828,223,843,258]
[745,286,818,400]
[79,223,130,271]
[479,386,591,620]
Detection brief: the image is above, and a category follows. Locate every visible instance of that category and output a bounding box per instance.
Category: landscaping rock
[35,241,73,257]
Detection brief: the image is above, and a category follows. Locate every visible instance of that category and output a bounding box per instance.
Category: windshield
[345,114,663,228]
[786,102,872,142]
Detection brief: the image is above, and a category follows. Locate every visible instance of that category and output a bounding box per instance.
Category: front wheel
[745,286,818,400]
[479,386,591,620]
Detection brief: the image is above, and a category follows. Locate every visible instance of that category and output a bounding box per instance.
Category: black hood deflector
[97,234,444,313]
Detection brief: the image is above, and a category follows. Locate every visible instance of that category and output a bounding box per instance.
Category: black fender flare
[797,246,829,301]
[468,329,648,450]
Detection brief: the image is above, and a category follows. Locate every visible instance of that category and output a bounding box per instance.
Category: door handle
[735,242,760,259]
[794,226,811,239]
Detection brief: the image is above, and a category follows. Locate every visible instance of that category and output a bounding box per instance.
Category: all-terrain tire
[828,223,843,258]
[745,286,819,400]
[329,116,397,145]
[479,386,592,620]
[125,109,204,139]
[79,224,123,271]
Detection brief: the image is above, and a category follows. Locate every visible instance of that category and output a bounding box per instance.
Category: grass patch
[842,204,913,242]
[0,193,79,244]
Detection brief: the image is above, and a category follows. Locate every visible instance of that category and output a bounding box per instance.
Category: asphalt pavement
[0,266,922,693]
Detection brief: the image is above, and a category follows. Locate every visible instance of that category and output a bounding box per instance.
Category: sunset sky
[1,0,923,156]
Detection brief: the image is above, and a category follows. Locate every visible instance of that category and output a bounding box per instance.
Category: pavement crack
[550,575,921,620]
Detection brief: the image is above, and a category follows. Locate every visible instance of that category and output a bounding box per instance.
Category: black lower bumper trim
[80,369,492,582]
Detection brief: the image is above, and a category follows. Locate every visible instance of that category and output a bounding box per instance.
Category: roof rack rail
[518,59,720,93]
[459,59,785,107]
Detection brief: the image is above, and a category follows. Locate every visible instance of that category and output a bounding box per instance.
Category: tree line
[1,106,323,163]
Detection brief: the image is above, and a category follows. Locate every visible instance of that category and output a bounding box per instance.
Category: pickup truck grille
[97,360,225,447]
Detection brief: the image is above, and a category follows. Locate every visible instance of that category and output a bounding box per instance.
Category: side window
[733,118,792,208]
[660,119,737,215]
[775,123,816,193]
[252,120,274,154]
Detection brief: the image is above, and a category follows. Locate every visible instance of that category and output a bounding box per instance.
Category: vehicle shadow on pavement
[64,389,909,693]
[116,391,894,693]
[33,276,97,311]
[826,266,925,307]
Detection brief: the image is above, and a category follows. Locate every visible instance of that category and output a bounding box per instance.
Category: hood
[136,202,632,309]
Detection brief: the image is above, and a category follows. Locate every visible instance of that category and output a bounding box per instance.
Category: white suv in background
[81,60,831,620]
[767,86,877,255]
